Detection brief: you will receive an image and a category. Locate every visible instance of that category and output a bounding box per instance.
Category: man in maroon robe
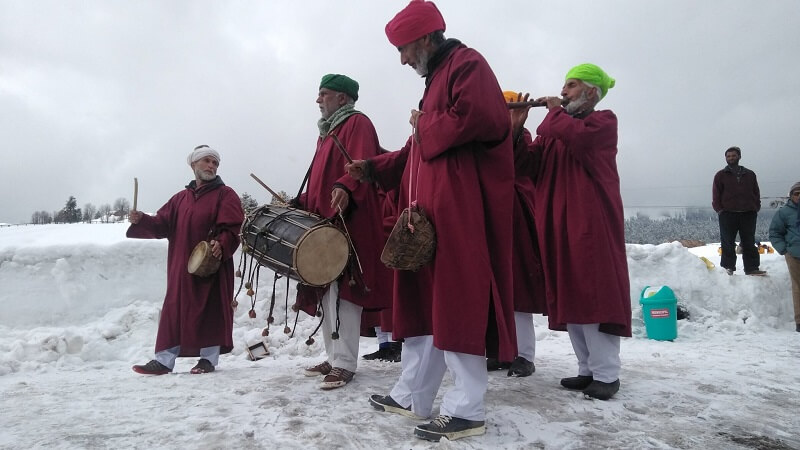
[512,64,631,400]
[361,188,402,363]
[129,145,244,375]
[484,91,549,378]
[346,1,516,442]
[295,74,393,390]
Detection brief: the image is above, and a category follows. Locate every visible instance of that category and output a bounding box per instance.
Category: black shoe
[363,342,402,362]
[383,341,402,362]
[132,360,171,375]
[190,359,215,374]
[362,347,389,361]
[414,415,486,441]
[560,375,593,390]
[582,379,620,400]
[745,269,767,276]
[486,357,511,371]
[369,394,423,419]
[507,356,535,377]
[796,323,799,332]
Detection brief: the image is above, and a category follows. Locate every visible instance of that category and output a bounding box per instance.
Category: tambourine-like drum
[241,205,349,287]
[188,240,221,277]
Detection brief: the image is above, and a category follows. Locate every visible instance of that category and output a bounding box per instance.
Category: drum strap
[294,132,352,205]
[207,188,225,240]
[294,159,314,203]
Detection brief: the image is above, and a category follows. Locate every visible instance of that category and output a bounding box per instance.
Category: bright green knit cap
[319,74,359,101]
[565,63,615,99]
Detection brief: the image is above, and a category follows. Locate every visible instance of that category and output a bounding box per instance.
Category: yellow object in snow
[699,256,715,270]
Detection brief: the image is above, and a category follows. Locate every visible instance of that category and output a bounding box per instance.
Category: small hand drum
[188,240,221,277]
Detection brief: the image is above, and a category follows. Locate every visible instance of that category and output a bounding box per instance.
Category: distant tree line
[30,196,131,224]
[29,192,284,224]
[624,206,779,244]
[33,194,781,242]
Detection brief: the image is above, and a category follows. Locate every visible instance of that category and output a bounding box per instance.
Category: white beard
[564,90,589,115]
[195,168,216,182]
[414,48,430,76]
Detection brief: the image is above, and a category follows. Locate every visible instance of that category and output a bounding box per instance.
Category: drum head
[294,225,349,286]
[188,241,220,276]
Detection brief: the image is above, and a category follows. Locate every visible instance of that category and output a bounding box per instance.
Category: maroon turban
[385,0,446,47]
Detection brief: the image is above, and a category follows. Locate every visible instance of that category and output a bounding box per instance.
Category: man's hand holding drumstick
[345,160,367,182]
[130,177,142,224]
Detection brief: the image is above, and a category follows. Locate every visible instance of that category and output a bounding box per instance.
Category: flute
[507,100,547,109]
[507,98,569,109]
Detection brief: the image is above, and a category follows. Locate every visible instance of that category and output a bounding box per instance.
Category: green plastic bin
[640,285,678,341]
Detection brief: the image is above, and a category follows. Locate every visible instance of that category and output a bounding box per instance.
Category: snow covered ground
[1,223,798,449]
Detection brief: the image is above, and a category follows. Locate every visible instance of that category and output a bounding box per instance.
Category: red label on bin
[649,308,670,318]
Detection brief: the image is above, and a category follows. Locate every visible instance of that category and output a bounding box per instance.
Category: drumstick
[250,173,286,203]
[133,177,138,211]
[330,135,354,164]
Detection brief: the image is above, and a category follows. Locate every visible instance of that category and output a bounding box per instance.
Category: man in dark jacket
[712,146,765,276]
[768,182,800,332]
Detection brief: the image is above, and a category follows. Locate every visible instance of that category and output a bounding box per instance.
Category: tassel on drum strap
[337,209,370,293]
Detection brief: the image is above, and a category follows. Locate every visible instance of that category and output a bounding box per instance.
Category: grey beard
[195,168,216,182]
[415,48,430,76]
[564,91,589,115]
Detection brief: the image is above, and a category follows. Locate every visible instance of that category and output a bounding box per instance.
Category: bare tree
[98,204,112,223]
[31,210,53,224]
[113,198,131,219]
[83,203,97,223]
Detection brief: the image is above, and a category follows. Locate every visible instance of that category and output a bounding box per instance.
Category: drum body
[188,240,221,277]
[241,205,349,287]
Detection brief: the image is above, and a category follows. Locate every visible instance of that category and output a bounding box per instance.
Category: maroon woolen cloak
[512,129,547,314]
[369,43,517,360]
[297,113,393,310]
[127,178,245,355]
[518,109,631,337]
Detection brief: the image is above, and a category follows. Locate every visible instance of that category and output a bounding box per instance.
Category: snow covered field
[1,223,798,449]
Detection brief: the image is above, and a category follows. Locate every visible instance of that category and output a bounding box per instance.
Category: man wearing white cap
[128,145,244,375]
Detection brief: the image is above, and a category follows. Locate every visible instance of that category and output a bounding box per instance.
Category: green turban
[319,74,359,101]
[565,63,615,99]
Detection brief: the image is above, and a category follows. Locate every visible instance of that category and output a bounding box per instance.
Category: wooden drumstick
[330,135,354,163]
[133,177,138,211]
[250,173,286,203]
[507,100,547,109]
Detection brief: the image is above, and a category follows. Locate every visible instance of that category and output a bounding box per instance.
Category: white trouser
[389,335,488,421]
[155,345,220,370]
[320,283,362,372]
[375,327,391,345]
[566,323,621,383]
[514,311,536,361]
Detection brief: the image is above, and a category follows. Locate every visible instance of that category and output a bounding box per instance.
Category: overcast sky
[2,1,798,224]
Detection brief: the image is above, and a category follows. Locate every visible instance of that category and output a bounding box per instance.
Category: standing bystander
[768,182,800,332]
[712,146,766,276]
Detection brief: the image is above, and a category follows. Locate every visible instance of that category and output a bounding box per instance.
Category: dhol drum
[241,205,350,287]
[188,240,221,277]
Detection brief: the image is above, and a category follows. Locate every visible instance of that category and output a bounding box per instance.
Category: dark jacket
[712,165,760,213]
[769,200,800,259]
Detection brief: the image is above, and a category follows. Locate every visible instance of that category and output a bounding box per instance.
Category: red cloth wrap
[385,0,446,47]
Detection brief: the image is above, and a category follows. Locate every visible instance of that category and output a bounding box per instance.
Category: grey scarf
[317,104,361,137]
